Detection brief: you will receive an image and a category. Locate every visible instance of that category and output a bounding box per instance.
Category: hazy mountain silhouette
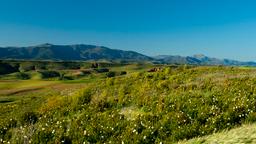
[154,54,256,66]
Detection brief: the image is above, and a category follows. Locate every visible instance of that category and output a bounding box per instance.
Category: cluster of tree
[106,71,127,78]
[39,71,61,79]
[0,62,19,75]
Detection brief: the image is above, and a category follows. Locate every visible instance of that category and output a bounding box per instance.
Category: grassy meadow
[1,61,256,143]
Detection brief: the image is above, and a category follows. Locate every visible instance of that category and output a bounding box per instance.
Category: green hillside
[1,65,256,143]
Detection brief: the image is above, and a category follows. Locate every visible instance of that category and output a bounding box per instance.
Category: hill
[154,54,256,66]
[0,43,152,61]
[1,66,256,143]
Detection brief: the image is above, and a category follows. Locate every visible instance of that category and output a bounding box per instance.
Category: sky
[1,0,256,61]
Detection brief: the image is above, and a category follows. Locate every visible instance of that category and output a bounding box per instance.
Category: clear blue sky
[1,0,256,61]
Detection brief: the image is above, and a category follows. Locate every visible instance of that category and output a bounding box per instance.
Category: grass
[180,123,256,144]
[0,80,58,96]
[0,79,91,120]
[239,66,256,69]
[108,63,158,73]
[0,80,57,89]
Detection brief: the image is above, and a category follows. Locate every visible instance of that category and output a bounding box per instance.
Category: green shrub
[120,71,127,75]
[35,63,47,70]
[106,71,116,78]
[0,63,19,75]
[15,72,30,80]
[78,89,92,105]
[39,71,60,79]
[82,70,92,75]
[19,63,35,72]
[94,68,109,73]
[20,111,38,124]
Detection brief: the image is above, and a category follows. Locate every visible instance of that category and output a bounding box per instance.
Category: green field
[1,63,256,143]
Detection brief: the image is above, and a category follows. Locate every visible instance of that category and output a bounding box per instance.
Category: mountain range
[0,43,152,62]
[154,54,256,66]
[0,43,255,66]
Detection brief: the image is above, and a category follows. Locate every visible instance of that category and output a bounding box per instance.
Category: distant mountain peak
[193,54,206,59]
[36,43,54,47]
[154,54,256,66]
